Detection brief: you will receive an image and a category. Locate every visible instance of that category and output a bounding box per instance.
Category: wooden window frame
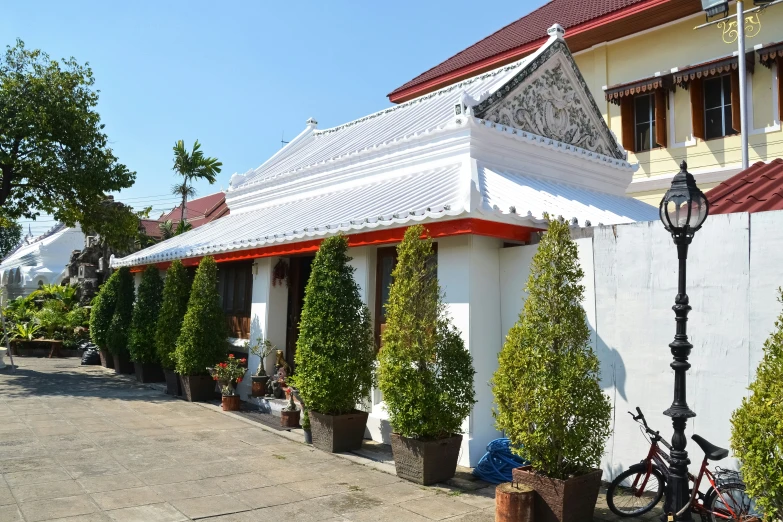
[217,260,253,339]
[621,90,667,152]
[702,73,738,141]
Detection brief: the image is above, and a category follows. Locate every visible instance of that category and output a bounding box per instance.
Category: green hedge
[155,260,191,371]
[174,257,226,376]
[291,235,375,415]
[377,225,475,439]
[128,266,163,363]
[107,267,135,356]
[89,270,120,349]
[492,217,611,480]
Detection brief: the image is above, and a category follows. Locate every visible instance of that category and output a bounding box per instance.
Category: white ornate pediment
[474,40,625,160]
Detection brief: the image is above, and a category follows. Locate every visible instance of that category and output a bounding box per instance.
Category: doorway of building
[285,255,315,373]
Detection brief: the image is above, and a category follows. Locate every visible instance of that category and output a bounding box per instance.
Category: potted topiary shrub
[174,256,227,402]
[492,216,612,522]
[208,354,246,411]
[248,338,274,397]
[155,260,191,395]
[290,234,375,453]
[280,392,301,428]
[108,267,135,374]
[128,266,164,383]
[90,270,120,369]
[731,287,783,521]
[377,225,476,486]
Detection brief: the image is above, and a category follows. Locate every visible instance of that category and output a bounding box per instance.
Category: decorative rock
[495,482,534,522]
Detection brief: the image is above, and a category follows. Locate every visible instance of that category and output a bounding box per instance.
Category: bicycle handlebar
[628,407,671,448]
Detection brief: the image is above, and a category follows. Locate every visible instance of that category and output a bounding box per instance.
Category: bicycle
[605,407,762,521]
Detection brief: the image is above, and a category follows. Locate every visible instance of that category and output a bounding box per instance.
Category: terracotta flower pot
[99,349,114,369]
[112,352,135,374]
[251,375,269,397]
[164,370,182,396]
[222,395,241,411]
[390,433,462,485]
[180,375,219,402]
[309,410,369,453]
[134,362,165,383]
[280,409,300,428]
[511,466,603,522]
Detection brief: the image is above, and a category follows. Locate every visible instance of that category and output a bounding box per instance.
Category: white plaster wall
[498,213,783,481]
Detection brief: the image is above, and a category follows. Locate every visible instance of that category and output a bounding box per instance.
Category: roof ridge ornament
[547,23,565,40]
[306,117,318,129]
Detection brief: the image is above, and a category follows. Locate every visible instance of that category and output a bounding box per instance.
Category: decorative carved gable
[474,40,625,160]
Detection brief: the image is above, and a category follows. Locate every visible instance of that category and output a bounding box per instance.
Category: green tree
[155,260,191,370]
[731,288,783,520]
[174,257,226,376]
[0,218,22,258]
[0,40,135,234]
[291,235,375,415]
[492,217,611,480]
[107,267,134,356]
[128,266,163,364]
[89,270,120,350]
[171,140,222,224]
[377,225,476,439]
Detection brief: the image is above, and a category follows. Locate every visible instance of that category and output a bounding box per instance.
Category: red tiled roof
[161,192,227,224]
[708,159,783,215]
[140,219,163,240]
[389,0,649,99]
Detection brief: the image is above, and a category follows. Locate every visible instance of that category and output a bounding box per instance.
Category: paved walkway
[0,357,659,522]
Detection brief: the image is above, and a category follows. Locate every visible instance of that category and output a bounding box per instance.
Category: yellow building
[389,0,783,204]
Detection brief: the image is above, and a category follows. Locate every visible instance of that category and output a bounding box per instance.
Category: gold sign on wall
[718,13,762,44]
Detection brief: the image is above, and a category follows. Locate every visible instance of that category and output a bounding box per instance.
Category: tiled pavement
[0,357,661,521]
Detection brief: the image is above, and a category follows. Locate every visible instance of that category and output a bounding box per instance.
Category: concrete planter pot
[180,375,218,402]
[511,466,603,522]
[134,362,165,383]
[0,347,7,370]
[251,375,269,397]
[112,352,135,374]
[390,433,462,486]
[310,410,368,453]
[164,370,182,396]
[303,429,312,444]
[99,349,114,369]
[280,409,300,428]
[222,395,241,411]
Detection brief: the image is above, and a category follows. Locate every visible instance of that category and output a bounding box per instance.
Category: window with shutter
[690,78,705,141]
[216,261,253,339]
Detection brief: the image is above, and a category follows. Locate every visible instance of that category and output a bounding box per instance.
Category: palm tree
[159,220,175,240]
[171,140,222,224]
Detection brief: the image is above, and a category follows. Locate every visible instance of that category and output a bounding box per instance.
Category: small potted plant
[378,225,476,486]
[248,338,274,397]
[175,257,228,402]
[290,234,375,453]
[128,266,164,383]
[209,354,246,411]
[280,392,300,428]
[492,217,612,522]
[155,260,191,396]
[302,409,312,444]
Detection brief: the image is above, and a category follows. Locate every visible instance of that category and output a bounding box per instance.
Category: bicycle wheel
[704,482,762,522]
[607,466,665,517]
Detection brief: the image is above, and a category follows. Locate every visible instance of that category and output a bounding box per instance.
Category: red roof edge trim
[389,0,671,103]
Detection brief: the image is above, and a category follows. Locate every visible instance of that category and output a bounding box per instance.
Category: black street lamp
[658,161,709,522]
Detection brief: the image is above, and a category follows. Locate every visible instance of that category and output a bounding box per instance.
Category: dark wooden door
[285,255,314,373]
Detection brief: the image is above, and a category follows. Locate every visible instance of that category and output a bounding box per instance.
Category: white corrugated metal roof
[478,164,658,225]
[113,164,466,267]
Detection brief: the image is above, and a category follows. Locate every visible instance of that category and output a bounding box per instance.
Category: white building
[0,224,86,306]
[113,26,658,467]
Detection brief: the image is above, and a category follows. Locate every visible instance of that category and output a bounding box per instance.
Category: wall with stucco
[571,5,783,201]
[498,210,783,480]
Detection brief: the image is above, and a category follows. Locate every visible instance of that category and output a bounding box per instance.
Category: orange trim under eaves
[128,218,537,273]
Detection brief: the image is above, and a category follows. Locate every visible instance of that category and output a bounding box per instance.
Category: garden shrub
[66,307,90,329]
[155,260,191,371]
[89,270,120,349]
[291,235,375,415]
[107,267,135,356]
[128,266,163,363]
[175,256,226,376]
[377,225,476,439]
[731,287,783,520]
[492,217,611,480]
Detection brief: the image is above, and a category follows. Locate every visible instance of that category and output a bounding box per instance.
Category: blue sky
[3,1,547,236]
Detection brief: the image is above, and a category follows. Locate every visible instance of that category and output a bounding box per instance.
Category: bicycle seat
[692,434,729,461]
